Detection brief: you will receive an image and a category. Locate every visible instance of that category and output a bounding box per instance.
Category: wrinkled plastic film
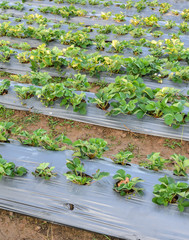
[0,58,188,94]
[0,142,189,240]
[0,82,188,141]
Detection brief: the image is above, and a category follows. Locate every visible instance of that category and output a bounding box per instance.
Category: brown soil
[0,210,121,240]
[1,109,188,167]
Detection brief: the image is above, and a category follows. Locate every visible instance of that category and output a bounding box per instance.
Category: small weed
[60,120,74,127]
[48,117,59,130]
[84,125,91,129]
[108,135,116,141]
[164,139,181,149]
[23,114,40,124]
[0,105,14,119]
[126,143,136,152]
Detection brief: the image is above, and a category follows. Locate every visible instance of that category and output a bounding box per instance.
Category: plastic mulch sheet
[0,142,189,240]
[0,81,188,141]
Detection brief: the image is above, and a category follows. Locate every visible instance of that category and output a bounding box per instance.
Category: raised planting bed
[0,142,189,240]
[0,81,188,141]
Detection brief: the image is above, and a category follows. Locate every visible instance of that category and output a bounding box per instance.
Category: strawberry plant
[12,42,31,51]
[165,20,176,29]
[179,22,189,33]
[112,151,134,165]
[16,52,30,63]
[171,154,189,177]
[132,46,143,55]
[154,87,181,102]
[130,27,146,38]
[0,79,10,95]
[159,3,172,14]
[141,15,160,27]
[152,176,189,212]
[147,0,158,7]
[18,129,72,151]
[73,138,108,159]
[164,39,184,61]
[111,40,126,53]
[140,152,169,171]
[125,55,163,76]
[0,122,14,142]
[39,5,87,18]
[30,71,52,85]
[112,25,134,35]
[89,90,112,110]
[0,155,27,180]
[96,25,113,34]
[113,13,125,22]
[35,82,87,114]
[181,9,189,21]
[125,0,134,9]
[14,85,36,100]
[134,0,147,12]
[151,30,163,38]
[94,34,108,51]
[103,1,113,7]
[169,67,189,83]
[23,13,49,26]
[61,31,92,48]
[89,0,100,5]
[64,74,90,91]
[29,44,68,71]
[64,157,109,185]
[32,163,56,180]
[0,45,15,62]
[113,169,144,196]
[101,12,112,20]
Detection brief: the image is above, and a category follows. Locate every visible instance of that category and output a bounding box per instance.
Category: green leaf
[175,113,183,122]
[164,113,174,125]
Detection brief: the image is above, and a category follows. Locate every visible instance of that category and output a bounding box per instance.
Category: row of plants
[0,37,184,83]
[0,75,189,127]
[2,11,187,37]
[12,42,189,83]
[1,150,189,212]
[0,120,189,178]
[1,16,189,46]
[0,0,182,18]
[53,0,172,14]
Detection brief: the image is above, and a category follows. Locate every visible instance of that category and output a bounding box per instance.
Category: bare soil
[1,109,188,166]
[0,210,121,240]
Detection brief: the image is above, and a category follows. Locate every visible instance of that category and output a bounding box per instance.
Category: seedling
[140,152,169,171]
[163,139,181,149]
[112,151,134,165]
[113,169,144,196]
[152,176,189,212]
[0,79,10,95]
[101,12,112,20]
[181,9,189,21]
[14,85,36,99]
[64,158,109,185]
[89,90,111,110]
[151,31,164,38]
[113,13,125,22]
[0,155,27,180]
[18,129,72,151]
[73,138,108,159]
[32,163,56,180]
[171,154,189,177]
[134,0,147,12]
[0,121,14,142]
[159,3,172,14]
